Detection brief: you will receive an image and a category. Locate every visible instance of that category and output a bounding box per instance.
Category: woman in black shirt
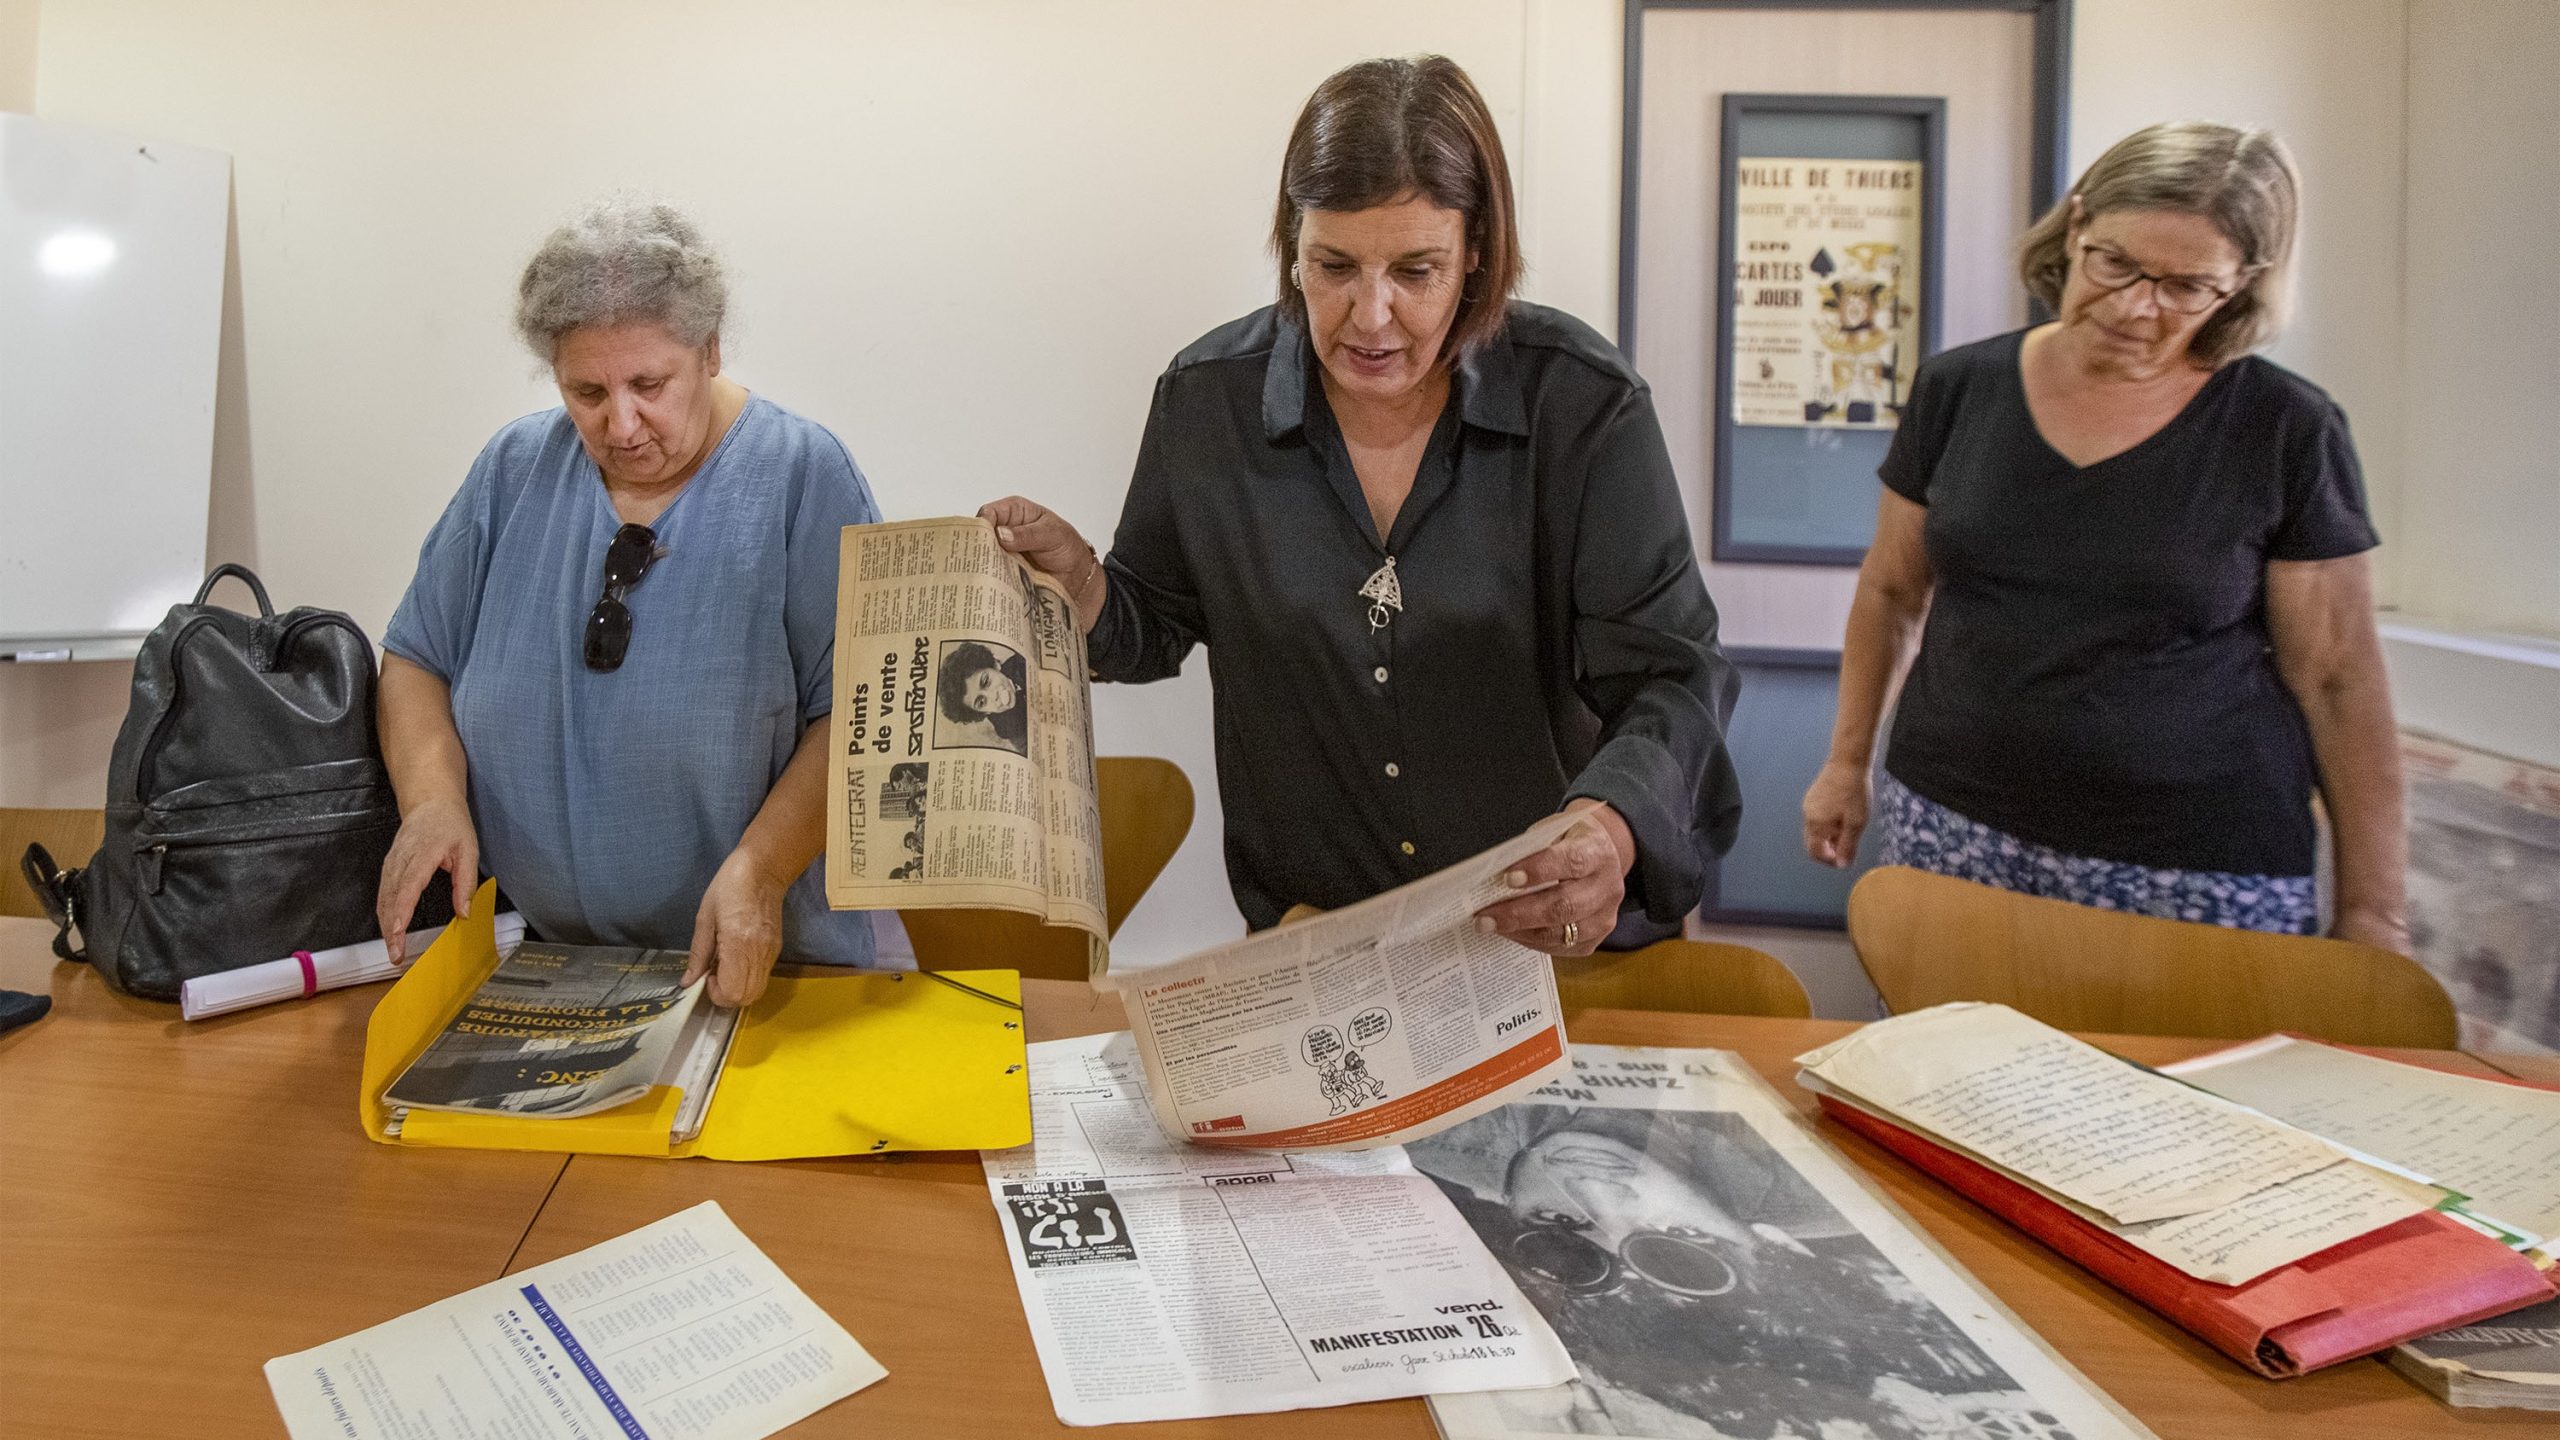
[1802,122,2406,950]
[983,56,1740,954]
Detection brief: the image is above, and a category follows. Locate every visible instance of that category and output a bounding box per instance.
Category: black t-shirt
[1879,330,2378,876]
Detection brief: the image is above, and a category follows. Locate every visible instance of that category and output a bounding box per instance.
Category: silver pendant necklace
[1358,555,1403,631]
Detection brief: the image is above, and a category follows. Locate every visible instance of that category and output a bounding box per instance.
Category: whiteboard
[0,113,229,656]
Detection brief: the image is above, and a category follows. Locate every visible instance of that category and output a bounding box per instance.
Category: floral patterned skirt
[1874,771,2319,935]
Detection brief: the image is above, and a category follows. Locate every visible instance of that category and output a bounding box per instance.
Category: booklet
[265,1201,884,1440]
[379,939,740,1138]
[826,517,1107,963]
[982,1032,1575,1426]
[2387,1294,2560,1409]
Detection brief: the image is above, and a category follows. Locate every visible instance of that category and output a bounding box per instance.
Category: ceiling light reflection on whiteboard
[39,230,119,278]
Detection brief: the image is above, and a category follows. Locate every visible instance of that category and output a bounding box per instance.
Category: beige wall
[4,0,1561,959]
[2,1,2546,960]
[2400,0,2560,640]
[2071,0,2411,606]
[0,0,34,111]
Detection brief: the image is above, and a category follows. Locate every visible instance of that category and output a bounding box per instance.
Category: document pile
[984,1032,1575,1426]
[1412,1045,2155,1440]
[1798,1004,2556,1375]
[2160,1033,2560,1406]
[265,1202,884,1440]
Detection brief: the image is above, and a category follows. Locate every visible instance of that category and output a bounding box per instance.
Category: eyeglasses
[2076,241,2248,315]
[1510,1224,1739,1298]
[583,523,659,672]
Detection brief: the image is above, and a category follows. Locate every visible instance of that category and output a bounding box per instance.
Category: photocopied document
[982,1032,1576,1426]
[266,1202,885,1440]
[2164,1034,2560,1250]
[1799,1004,2442,1285]
[1099,812,1579,1151]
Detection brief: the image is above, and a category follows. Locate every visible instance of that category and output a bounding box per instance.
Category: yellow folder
[358,880,1031,1158]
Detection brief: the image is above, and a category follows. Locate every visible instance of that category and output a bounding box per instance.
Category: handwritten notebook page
[2168,1035,2560,1245]
[1800,1004,2343,1224]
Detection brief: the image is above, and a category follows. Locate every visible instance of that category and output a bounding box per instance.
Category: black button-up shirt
[1089,302,1741,937]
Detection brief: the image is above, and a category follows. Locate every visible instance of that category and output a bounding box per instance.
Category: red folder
[1820,1095,2558,1377]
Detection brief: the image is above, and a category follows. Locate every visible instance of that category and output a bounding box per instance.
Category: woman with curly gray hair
[374,197,883,1002]
[1802,122,2406,951]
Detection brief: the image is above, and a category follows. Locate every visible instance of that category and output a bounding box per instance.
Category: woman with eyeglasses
[981,56,1741,956]
[1803,122,2405,950]
[374,197,883,1004]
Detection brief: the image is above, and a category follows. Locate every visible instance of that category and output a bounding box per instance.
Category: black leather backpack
[20,565,446,1000]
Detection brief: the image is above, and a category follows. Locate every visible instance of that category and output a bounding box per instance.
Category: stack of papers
[2160,1033,2560,1406]
[1797,1004,2450,1285]
[2162,1033,2560,1260]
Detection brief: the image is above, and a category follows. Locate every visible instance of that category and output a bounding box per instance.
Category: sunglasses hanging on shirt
[583,522,660,672]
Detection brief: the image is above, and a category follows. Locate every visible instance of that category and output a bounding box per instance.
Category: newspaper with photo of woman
[826,517,1108,958]
[1410,1047,2155,1440]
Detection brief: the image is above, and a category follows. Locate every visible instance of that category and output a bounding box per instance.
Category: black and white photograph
[881,760,931,880]
[932,638,1029,755]
[1410,1095,2082,1439]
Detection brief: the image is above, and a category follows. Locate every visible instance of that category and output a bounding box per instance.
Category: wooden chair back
[1,807,104,919]
[1846,865,2458,1048]
[1552,938,1812,1019]
[900,756,1195,982]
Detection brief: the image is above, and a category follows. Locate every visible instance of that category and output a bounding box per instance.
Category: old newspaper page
[1415,1047,2154,1440]
[826,517,1106,956]
[982,1032,1575,1426]
[1099,813,1581,1152]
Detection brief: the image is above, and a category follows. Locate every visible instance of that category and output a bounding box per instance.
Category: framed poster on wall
[1713,94,1944,566]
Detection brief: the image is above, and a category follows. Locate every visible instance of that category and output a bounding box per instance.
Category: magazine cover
[381,942,705,1119]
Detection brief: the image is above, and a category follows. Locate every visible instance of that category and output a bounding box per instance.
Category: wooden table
[5,919,2555,1438]
[0,918,570,1436]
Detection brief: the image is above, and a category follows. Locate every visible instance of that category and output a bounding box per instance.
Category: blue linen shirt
[384,395,880,964]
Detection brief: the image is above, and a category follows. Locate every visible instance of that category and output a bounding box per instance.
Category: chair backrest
[1846,865,2459,1048]
[1552,938,1812,1019]
[2,807,105,919]
[900,757,1195,983]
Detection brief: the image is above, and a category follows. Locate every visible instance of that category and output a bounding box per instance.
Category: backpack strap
[17,842,86,963]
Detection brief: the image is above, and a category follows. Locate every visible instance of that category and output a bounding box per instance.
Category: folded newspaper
[1099,812,1582,1151]
[826,517,1107,963]
[984,1032,1577,1426]
[379,940,739,1139]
